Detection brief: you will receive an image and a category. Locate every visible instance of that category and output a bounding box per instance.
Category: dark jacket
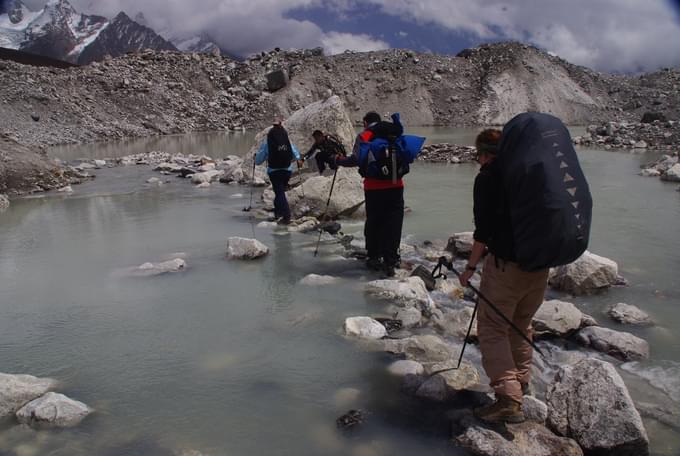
[473,160,515,261]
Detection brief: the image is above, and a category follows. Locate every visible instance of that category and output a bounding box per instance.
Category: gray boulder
[286,167,364,219]
[226,237,269,260]
[0,373,57,417]
[0,194,9,211]
[608,303,653,326]
[190,169,223,184]
[456,418,583,456]
[523,395,549,424]
[549,251,619,295]
[446,232,474,258]
[265,69,289,92]
[16,392,92,427]
[435,307,478,340]
[532,300,583,337]
[424,360,480,392]
[575,326,649,361]
[546,358,649,455]
[344,317,387,339]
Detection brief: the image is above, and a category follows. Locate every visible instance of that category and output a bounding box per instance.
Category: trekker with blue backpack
[335,111,425,277]
[459,114,592,424]
[255,122,302,225]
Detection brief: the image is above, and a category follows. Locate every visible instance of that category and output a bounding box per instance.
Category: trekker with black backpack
[303,130,347,175]
[336,111,425,276]
[459,113,592,424]
[255,122,302,225]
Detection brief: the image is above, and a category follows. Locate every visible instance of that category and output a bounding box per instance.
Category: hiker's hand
[297,160,304,168]
[459,269,474,287]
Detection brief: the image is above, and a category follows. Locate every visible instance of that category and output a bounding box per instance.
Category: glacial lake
[0,128,678,455]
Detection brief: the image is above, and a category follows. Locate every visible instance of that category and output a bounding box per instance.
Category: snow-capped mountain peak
[0,0,175,64]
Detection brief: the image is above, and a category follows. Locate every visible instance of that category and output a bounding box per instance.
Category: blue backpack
[359,134,426,181]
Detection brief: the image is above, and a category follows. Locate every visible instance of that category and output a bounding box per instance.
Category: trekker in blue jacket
[255,122,302,225]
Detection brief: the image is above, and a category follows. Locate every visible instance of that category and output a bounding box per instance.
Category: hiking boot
[366,257,383,271]
[383,262,397,277]
[521,382,532,396]
[473,395,525,424]
[277,218,291,226]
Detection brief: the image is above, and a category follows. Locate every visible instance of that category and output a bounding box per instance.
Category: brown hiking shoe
[473,395,525,424]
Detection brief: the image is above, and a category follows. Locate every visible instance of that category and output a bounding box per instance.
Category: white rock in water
[575,326,649,361]
[381,334,455,363]
[608,303,653,326]
[395,306,422,328]
[639,168,661,177]
[435,307,478,339]
[546,358,649,455]
[0,194,10,210]
[365,277,431,308]
[198,162,216,172]
[196,182,211,188]
[299,274,339,286]
[230,193,244,199]
[532,300,584,336]
[0,373,57,417]
[388,360,424,376]
[226,237,269,260]
[133,258,186,277]
[633,140,648,149]
[146,177,162,185]
[425,360,480,392]
[191,170,223,184]
[57,185,73,193]
[93,159,107,167]
[344,317,387,339]
[662,163,680,182]
[549,251,619,295]
[256,221,278,229]
[16,392,92,427]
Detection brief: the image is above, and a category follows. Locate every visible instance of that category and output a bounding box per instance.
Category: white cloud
[398,31,408,37]
[330,0,680,72]
[321,31,389,54]
[23,0,680,71]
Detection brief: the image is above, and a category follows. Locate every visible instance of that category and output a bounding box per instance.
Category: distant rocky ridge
[0,0,176,64]
[0,42,679,152]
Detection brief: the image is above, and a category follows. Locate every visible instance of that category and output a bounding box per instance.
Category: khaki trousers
[477,254,549,403]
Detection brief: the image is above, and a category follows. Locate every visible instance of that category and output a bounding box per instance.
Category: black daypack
[325,134,347,156]
[496,112,593,271]
[267,125,294,168]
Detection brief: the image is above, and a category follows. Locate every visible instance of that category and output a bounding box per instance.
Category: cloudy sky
[19,0,680,73]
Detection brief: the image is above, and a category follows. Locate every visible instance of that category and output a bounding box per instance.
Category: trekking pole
[298,161,306,200]
[313,168,338,257]
[242,157,257,212]
[431,256,545,358]
[427,300,479,377]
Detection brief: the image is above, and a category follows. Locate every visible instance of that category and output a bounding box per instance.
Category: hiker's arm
[336,134,362,167]
[303,144,318,160]
[461,171,492,286]
[460,241,485,287]
[254,142,267,165]
[291,144,301,160]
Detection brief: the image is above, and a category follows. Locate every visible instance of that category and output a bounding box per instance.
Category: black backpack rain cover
[497,112,593,271]
[267,125,294,168]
